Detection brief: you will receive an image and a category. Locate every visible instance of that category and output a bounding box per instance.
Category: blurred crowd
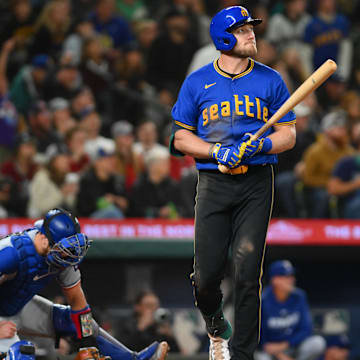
[1,0,360,219]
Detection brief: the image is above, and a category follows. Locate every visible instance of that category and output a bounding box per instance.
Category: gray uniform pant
[0,295,55,352]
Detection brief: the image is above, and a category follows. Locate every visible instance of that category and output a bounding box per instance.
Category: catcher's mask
[46,233,91,268]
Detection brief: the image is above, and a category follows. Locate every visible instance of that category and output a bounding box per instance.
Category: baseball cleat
[208,335,230,360]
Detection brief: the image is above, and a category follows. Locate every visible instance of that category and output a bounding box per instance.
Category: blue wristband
[261,137,272,153]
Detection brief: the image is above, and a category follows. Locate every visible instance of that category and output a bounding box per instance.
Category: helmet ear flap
[219,32,237,51]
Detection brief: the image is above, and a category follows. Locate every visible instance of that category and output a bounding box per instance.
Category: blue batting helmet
[269,260,295,278]
[210,6,262,51]
[39,208,80,245]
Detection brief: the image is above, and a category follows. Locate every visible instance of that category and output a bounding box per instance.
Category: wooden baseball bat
[219,59,337,174]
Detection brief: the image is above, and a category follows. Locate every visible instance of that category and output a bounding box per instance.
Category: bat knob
[218,164,231,174]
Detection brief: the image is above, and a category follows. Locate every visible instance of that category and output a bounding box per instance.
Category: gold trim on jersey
[213,58,254,79]
[175,120,197,131]
[275,119,297,126]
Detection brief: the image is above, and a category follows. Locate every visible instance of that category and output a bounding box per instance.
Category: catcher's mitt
[74,347,111,360]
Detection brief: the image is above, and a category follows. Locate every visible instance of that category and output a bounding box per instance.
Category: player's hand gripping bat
[218,59,338,174]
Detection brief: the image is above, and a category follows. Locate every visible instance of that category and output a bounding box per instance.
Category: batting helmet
[210,6,262,51]
[39,208,80,245]
[268,260,295,278]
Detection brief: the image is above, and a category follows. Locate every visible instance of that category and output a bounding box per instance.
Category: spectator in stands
[0,38,18,162]
[30,0,72,60]
[0,0,36,80]
[77,147,128,218]
[1,133,37,217]
[275,103,316,217]
[301,110,354,218]
[9,54,51,116]
[134,20,158,63]
[266,0,310,82]
[28,152,78,217]
[62,19,96,65]
[81,35,112,93]
[111,120,143,191]
[89,0,135,51]
[71,86,96,119]
[0,176,15,218]
[133,120,167,163]
[65,126,91,173]
[317,75,348,113]
[256,260,326,360]
[129,147,185,218]
[323,335,350,360]
[43,60,83,101]
[80,111,115,160]
[117,290,180,353]
[339,91,360,130]
[80,35,113,114]
[328,123,360,218]
[303,0,352,82]
[28,100,60,153]
[49,97,76,139]
[116,0,149,21]
[147,8,197,97]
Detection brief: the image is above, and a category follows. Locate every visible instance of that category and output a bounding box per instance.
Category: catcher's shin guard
[52,304,169,360]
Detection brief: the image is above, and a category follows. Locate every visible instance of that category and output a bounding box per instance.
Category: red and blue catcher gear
[46,233,91,269]
[53,304,163,360]
[5,341,35,360]
[39,208,80,245]
[210,6,262,51]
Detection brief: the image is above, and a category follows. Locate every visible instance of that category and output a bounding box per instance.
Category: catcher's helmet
[39,208,80,245]
[210,6,262,51]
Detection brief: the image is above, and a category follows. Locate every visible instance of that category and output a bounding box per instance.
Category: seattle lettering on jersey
[202,94,269,126]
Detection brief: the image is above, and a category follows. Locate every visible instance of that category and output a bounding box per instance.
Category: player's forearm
[266,125,296,154]
[174,129,212,159]
[63,282,88,310]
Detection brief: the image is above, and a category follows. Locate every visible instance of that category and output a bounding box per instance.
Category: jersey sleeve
[171,77,198,133]
[269,74,296,126]
[57,266,81,289]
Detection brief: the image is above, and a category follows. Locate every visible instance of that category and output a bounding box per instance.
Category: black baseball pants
[191,165,274,360]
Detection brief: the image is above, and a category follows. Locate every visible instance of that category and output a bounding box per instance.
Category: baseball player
[256,260,325,360]
[171,6,296,360]
[0,208,169,360]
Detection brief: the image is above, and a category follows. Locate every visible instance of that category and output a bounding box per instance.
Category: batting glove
[210,143,243,167]
[238,135,272,159]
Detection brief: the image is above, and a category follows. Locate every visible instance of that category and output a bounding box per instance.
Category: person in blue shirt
[303,0,352,82]
[256,260,325,360]
[171,5,296,360]
[89,0,135,51]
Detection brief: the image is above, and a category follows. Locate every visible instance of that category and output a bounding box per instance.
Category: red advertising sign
[1,218,360,245]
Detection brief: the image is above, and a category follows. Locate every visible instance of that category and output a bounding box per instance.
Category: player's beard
[230,42,257,59]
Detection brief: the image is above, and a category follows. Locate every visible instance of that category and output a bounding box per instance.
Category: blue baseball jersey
[171,59,296,170]
[260,286,313,347]
[304,14,349,70]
